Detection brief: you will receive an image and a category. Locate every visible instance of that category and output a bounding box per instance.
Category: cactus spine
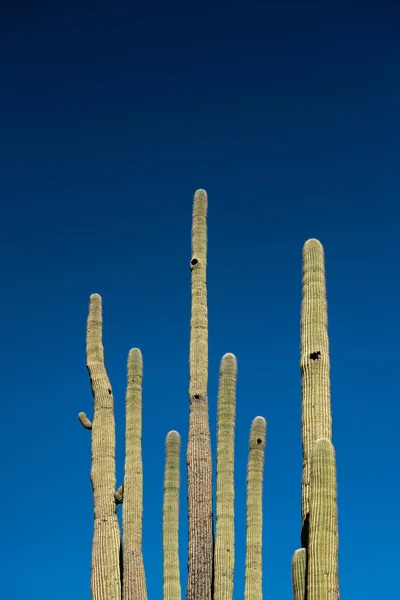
[79,293,121,600]
[122,348,147,600]
[292,548,306,600]
[214,353,237,600]
[307,439,339,600]
[244,416,267,600]
[186,189,213,600]
[163,431,181,600]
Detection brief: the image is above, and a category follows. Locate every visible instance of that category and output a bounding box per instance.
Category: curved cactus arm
[186,189,213,600]
[78,411,92,430]
[307,438,339,600]
[300,239,332,535]
[122,348,147,600]
[163,431,181,600]
[244,416,267,600]
[214,353,237,600]
[114,485,124,505]
[86,293,121,600]
[292,548,306,600]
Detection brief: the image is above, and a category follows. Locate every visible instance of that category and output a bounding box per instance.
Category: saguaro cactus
[292,548,306,600]
[307,439,339,600]
[78,293,121,600]
[163,430,181,600]
[244,416,267,600]
[214,353,237,600]
[122,348,147,600]
[186,189,214,600]
[300,239,332,539]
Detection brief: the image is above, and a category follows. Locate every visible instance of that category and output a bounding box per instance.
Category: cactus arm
[86,293,121,600]
[292,548,306,600]
[78,411,92,430]
[300,239,332,535]
[122,348,147,600]
[244,416,267,600]
[163,431,181,600]
[114,485,124,504]
[307,438,339,600]
[186,189,214,600]
[213,353,237,600]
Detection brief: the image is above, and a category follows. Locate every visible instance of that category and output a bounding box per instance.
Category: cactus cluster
[78,189,339,599]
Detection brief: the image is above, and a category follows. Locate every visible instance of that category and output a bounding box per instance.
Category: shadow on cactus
[78,190,339,600]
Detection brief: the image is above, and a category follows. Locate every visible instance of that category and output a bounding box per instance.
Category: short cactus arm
[292,548,306,600]
[122,348,147,600]
[85,293,121,600]
[214,353,237,600]
[163,431,181,600]
[300,239,332,532]
[114,485,123,504]
[307,438,339,600]
[244,416,267,600]
[78,411,92,430]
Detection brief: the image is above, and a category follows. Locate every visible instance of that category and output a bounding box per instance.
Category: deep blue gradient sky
[1,1,399,598]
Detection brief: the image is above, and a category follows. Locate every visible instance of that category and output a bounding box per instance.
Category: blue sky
[1,1,399,598]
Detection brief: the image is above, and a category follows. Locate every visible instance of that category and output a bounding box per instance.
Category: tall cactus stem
[214,353,237,600]
[300,239,332,537]
[85,293,121,600]
[186,189,213,600]
[292,548,307,600]
[163,431,181,600]
[122,348,147,600]
[244,416,267,600]
[307,438,339,600]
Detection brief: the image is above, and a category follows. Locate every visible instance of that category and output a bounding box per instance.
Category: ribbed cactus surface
[307,438,339,600]
[81,293,121,600]
[186,189,213,600]
[244,416,267,600]
[300,239,332,533]
[122,348,147,600]
[292,548,306,600]
[163,431,181,600]
[214,353,237,600]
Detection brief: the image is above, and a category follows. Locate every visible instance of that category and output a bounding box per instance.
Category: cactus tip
[194,188,208,199]
[167,430,180,440]
[303,238,324,253]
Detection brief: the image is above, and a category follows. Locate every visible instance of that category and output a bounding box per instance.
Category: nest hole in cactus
[309,351,321,361]
[190,258,198,266]
[257,438,262,445]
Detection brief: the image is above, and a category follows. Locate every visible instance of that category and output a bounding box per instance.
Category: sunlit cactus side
[300,239,332,543]
[292,548,306,600]
[244,416,267,600]
[78,293,121,600]
[122,348,148,600]
[163,431,181,600]
[186,189,214,600]
[307,439,339,600]
[214,353,237,600]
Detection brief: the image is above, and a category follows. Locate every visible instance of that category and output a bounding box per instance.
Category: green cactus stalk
[78,293,121,600]
[307,438,339,600]
[292,548,306,600]
[300,239,332,542]
[214,353,237,600]
[122,348,147,600]
[186,189,213,600]
[163,431,181,600]
[244,416,267,600]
